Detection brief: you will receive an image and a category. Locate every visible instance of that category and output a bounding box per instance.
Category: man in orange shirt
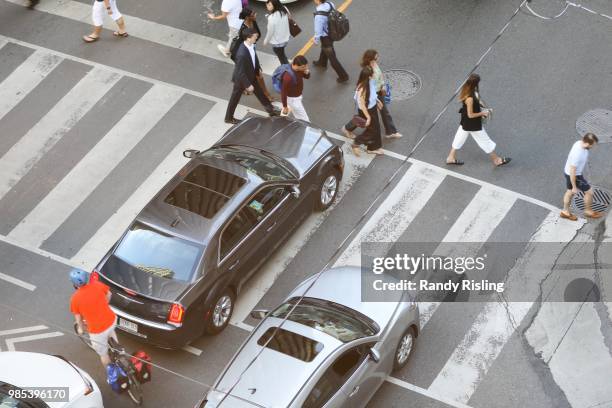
[70,268,117,368]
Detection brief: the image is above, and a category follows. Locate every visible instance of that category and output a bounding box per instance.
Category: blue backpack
[271,64,296,94]
[107,363,129,393]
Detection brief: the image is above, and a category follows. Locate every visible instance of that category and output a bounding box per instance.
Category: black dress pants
[317,36,348,80]
[225,80,273,121]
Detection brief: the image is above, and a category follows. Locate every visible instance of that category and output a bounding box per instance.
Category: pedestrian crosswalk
[0,37,603,407]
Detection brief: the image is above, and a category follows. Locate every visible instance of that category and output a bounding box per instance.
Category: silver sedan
[199,266,420,407]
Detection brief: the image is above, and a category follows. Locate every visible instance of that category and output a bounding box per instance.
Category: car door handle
[228,260,239,270]
[348,386,360,397]
[265,222,277,232]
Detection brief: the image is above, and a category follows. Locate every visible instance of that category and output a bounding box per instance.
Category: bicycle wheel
[120,359,143,406]
[73,322,94,350]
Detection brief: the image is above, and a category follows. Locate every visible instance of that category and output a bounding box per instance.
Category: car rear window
[257,327,323,362]
[165,164,246,219]
[114,222,202,282]
[271,298,378,343]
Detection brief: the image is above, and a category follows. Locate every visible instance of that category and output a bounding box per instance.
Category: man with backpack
[312,0,349,83]
[272,56,311,122]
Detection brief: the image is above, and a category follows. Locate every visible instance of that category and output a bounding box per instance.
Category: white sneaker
[217,44,230,57]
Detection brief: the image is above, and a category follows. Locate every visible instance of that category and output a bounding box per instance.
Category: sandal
[341,126,356,139]
[367,149,384,156]
[82,35,99,43]
[584,211,603,219]
[496,157,511,167]
[446,159,464,165]
[385,133,402,139]
[560,212,578,221]
[113,31,129,37]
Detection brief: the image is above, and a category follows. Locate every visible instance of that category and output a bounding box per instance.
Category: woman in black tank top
[446,74,511,167]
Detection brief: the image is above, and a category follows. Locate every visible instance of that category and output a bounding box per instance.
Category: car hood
[100,255,190,301]
[218,117,335,177]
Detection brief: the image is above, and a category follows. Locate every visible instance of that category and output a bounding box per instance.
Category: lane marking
[182,345,203,356]
[294,0,354,57]
[230,147,372,325]
[428,212,585,404]
[0,271,36,291]
[5,0,280,76]
[333,161,445,268]
[0,49,62,121]
[5,331,64,351]
[0,233,83,269]
[0,325,47,336]
[418,186,517,328]
[386,376,474,408]
[0,67,121,201]
[9,84,184,248]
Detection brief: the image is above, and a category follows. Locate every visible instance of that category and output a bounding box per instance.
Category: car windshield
[202,147,296,181]
[113,222,202,282]
[270,297,378,343]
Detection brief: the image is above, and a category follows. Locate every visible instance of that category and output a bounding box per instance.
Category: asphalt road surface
[0,0,611,407]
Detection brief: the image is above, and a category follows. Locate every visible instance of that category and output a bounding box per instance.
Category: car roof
[136,154,265,245]
[215,318,343,408]
[288,266,403,330]
[0,352,91,408]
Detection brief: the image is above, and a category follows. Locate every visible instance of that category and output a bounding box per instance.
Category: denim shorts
[564,174,591,192]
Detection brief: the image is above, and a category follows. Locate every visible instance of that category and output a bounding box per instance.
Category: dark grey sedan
[93,116,344,348]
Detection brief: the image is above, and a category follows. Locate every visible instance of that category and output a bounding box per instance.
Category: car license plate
[118,318,138,333]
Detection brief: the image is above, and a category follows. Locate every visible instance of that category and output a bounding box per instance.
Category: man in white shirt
[208,0,243,57]
[561,132,602,221]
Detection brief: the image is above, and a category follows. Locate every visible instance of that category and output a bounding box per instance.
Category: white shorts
[92,0,122,27]
[89,323,118,356]
[451,126,496,154]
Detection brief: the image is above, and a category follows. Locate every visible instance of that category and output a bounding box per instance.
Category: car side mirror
[250,309,270,320]
[183,149,200,159]
[290,186,301,199]
[369,348,381,363]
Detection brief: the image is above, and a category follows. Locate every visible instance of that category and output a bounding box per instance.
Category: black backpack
[314,2,349,42]
[229,36,241,62]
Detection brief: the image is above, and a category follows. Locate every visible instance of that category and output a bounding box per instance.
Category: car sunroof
[164,164,246,218]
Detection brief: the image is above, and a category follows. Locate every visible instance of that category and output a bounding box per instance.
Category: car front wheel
[393,327,415,371]
[315,169,340,211]
[205,288,235,335]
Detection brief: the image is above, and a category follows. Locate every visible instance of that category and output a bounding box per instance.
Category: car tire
[315,168,340,211]
[205,288,235,335]
[393,327,416,372]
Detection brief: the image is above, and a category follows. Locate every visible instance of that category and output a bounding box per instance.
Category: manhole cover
[576,109,612,143]
[571,187,612,215]
[383,70,421,101]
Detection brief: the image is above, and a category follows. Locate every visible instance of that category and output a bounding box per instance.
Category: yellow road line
[294,0,354,58]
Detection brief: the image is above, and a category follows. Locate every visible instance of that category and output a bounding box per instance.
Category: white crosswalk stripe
[428,212,585,404]
[0,66,121,200]
[8,84,183,247]
[419,186,517,328]
[0,50,62,121]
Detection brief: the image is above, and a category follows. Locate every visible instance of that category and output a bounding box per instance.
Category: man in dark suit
[225,28,279,124]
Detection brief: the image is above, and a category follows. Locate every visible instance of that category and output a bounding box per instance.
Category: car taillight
[90,270,100,282]
[168,303,185,327]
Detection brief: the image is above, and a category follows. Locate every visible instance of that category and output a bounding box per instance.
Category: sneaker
[224,117,241,125]
[217,44,230,58]
[336,76,350,83]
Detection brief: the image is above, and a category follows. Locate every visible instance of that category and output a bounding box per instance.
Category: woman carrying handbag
[342,50,402,140]
[350,67,384,157]
[446,73,511,167]
[264,0,291,65]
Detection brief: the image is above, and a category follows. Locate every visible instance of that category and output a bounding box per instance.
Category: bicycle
[74,322,144,405]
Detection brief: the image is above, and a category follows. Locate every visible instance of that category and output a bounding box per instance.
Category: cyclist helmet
[69,268,89,288]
